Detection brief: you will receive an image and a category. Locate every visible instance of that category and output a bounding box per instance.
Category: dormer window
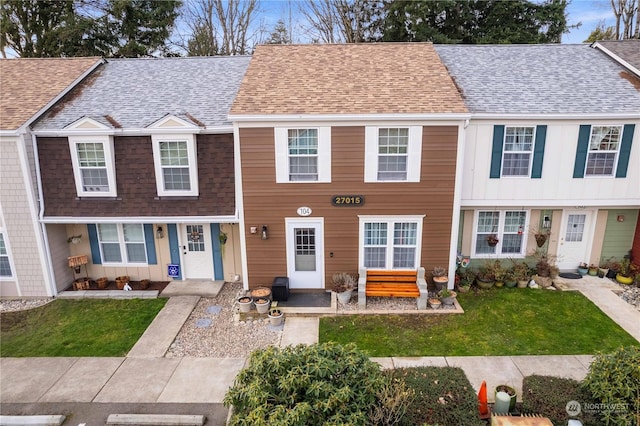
[68,135,117,197]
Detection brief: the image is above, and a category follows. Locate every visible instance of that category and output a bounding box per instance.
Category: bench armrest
[416,267,428,310]
[358,267,367,308]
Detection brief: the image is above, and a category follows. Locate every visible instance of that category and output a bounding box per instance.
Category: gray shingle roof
[34,56,251,130]
[434,44,640,114]
[594,40,640,74]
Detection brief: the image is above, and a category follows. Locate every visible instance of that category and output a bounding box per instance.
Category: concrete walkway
[1,275,638,416]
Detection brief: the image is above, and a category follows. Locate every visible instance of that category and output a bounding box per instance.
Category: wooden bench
[358,267,428,309]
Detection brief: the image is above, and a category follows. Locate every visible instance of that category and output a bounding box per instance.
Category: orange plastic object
[479,380,490,419]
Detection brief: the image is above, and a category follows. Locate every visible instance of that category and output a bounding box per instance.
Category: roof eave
[592,41,640,77]
[228,112,471,122]
[470,112,640,120]
[32,125,234,137]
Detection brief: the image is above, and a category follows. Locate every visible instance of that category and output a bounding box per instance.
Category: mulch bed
[64,280,169,292]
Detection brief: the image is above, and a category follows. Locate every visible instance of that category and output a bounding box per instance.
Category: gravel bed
[165,282,282,358]
[618,284,640,311]
[0,298,53,313]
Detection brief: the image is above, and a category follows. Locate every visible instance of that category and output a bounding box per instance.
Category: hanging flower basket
[487,235,499,247]
[534,233,548,247]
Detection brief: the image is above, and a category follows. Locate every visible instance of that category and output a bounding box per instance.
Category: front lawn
[1,298,166,357]
[319,289,638,356]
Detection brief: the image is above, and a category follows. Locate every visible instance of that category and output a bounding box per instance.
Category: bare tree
[610,0,638,39]
[299,0,381,43]
[182,0,261,56]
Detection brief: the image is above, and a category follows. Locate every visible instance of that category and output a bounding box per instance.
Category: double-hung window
[585,126,621,176]
[0,232,12,278]
[364,126,422,182]
[69,136,116,197]
[152,134,198,196]
[360,216,423,269]
[97,224,147,264]
[502,127,534,176]
[274,127,331,183]
[474,210,528,257]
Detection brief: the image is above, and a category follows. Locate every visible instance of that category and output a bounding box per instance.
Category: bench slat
[367,277,416,284]
[366,270,417,277]
[366,291,420,297]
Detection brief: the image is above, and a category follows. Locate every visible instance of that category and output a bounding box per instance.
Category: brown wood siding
[38,134,235,217]
[240,125,458,289]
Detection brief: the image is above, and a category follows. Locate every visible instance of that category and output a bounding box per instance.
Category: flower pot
[73,278,90,290]
[504,280,517,288]
[433,276,448,292]
[237,296,253,313]
[336,289,353,305]
[140,279,150,290]
[588,267,598,276]
[440,291,457,306]
[268,309,284,327]
[494,281,504,288]
[255,298,271,314]
[517,280,529,288]
[456,284,471,294]
[495,385,517,413]
[577,267,588,276]
[428,298,441,309]
[616,274,634,285]
[251,287,272,301]
[96,277,108,289]
[534,233,548,247]
[115,275,129,290]
[476,278,494,289]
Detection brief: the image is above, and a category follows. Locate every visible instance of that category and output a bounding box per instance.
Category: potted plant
[511,261,531,288]
[254,297,271,314]
[531,251,558,288]
[487,234,499,247]
[438,288,457,306]
[588,264,598,276]
[616,258,637,285]
[432,266,448,291]
[331,272,356,305]
[531,227,550,248]
[475,264,495,289]
[267,308,284,327]
[455,268,474,293]
[495,385,517,414]
[578,262,588,276]
[237,296,253,313]
[428,297,442,309]
[491,260,507,288]
[503,270,517,288]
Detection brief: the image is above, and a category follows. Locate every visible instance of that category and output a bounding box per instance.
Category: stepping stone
[206,305,222,315]
[195,318,212,328]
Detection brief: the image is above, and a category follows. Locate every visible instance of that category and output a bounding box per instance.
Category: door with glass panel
[557,210,593,271]
[180,224,214,279]
[286,219,324,289]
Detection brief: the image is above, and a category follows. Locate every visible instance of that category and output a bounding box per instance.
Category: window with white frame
[97,224,147,264]
[502,126,534,176]
[364,126,422,182]
[152,135,198,196]
[585,126,622,176]
[0,232,12,277]
[361,217,422,269]
[274,127,331,183]
[474,210,528,257]
[69,136,116,197]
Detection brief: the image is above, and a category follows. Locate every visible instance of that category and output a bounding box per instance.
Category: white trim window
[97,223,147,264]
[365,126,422,182]
[0,232,13,278]
[68,135,117,197]
[274,127,331,183]
[502,126,534,176]
[474,210,528,257]
[152,134,199,196]
[586,126,622,176]
[360,216,423,269]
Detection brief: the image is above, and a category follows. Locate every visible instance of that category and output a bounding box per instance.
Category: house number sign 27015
[332,195,364,206]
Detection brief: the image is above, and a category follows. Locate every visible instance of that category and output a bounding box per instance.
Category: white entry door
[180,224,214,279]
[286,218,324,289]
[557,210,594,271]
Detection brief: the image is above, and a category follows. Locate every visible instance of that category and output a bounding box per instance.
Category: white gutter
[32,126,234,137]
[460,199,640,208]
[40,215,240,224]
[470,112,640,120]
[229,113,472,122]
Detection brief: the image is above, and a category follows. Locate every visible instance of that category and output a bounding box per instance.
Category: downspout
[31,132,57,297]
[448,120,469,289]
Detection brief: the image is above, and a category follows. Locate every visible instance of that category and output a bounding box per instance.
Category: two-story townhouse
[230,43,469,292]
[0,57,102,297]
[435,44,640,271]
[31,56,250,293]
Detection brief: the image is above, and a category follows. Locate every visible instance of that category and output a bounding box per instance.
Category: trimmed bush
[389,366,484,426]
[522,375,598,425]
[582,346,640,426]
[223,342,385,425]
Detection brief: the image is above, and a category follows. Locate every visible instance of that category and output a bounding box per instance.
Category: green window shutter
[573,125,591,178]
[490,125,504,179]
[616,124,635,178]
[143,224,157,265]
[87,224,101,265]
[531,125,547,179]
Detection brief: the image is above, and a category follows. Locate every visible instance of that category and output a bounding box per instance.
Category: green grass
[319,289,639,356]
[1,298,167,357]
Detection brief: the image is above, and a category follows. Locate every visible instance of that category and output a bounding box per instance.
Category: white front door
[557,210,594,271]
[181,224,214,279]
[286,218,324,289]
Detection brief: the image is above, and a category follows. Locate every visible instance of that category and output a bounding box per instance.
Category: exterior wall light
[156,226,164,239]
[261,225,269,240]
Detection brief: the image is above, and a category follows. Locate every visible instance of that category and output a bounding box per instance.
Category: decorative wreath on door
[190,230,201,242]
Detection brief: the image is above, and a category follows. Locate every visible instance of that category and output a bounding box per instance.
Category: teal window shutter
[531,125,547,179]
[616,124,635,178]
[87,224,101,264]
[211,223,224,280]
[490,125,504,178]
[573,125,591,178]
[143,224,157,265]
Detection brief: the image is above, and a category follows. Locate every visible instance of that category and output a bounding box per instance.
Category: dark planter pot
[606,269,618,279]
[476,278,494,289]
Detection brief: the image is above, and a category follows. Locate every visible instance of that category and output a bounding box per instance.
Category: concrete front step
[106,414,205,425]
[0,415,65,426]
